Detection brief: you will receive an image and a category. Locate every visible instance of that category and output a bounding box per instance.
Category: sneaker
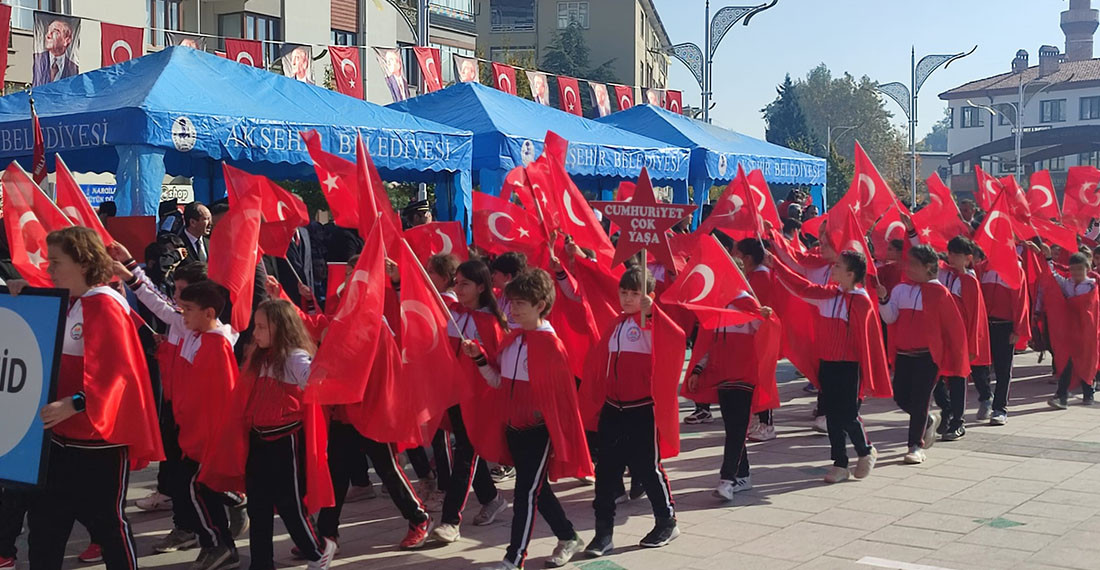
[713,479,736,501]
[629,481,647,501]
[923,413,941,449]
[976,400,992,421]
[730,475,752,493]
[1084,395,1096,406]
[935,416,952,436]
[853,447,877,479]
[78,544,102,564]
[154,527,199,553]
[478,562,518,570]
[941,425,966,442]
[306,538,337,570]
[614,490,629,504]
[490,465,515,483]
[191,545,238,570]
[803,382,819,394]
[229,503,249,540]
[576,476,595,485]
[639,519,680,548]
[473,494,508,526]
[546,533,584,567]
[430,523,460,543]
[812,415,828,434]
[0,556,15,568]
[345,484,377,502]
[990,411,1008,425]
[902,446,926,464]
[747,423,777,442]
[1048,397,1068,410]
[584,530,613,557]
[399,518,432,550]
[684,409,713,424]
[292,539,338,560]
[824,466,849,484]
[136,491,174,512]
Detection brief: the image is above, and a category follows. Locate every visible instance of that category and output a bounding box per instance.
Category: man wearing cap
[403,200,433,229]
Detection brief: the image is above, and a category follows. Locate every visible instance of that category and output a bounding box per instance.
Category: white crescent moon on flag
[340,58,357,79]
[434,227,453,255]
[565,86,577,109]
[333,270,370,321]
[111,39,133,63]
[620,94,632,108]
[749,184,768,212]
[727,194,744,215]
[18,211,40,229]
[885,221,906,240]
[498,73,512,93]
[983,211,1006,241]
[670,100,680,113]
[846,240,866,255]
[684,264,715,303]
[61,206,84,225]
[930,191,943,208]
[401,300,440,353]
[487,212,514,242]
[984,180,998,201]
[1081,182,1100,207]
[236,51,255,66]
[1032,185,1054,208]
[858,174,876,208]
[562,190,587,227]
[275,201,289,221]
[425,57,437,81]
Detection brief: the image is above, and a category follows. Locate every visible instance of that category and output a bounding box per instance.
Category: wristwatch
[71,392,86,412]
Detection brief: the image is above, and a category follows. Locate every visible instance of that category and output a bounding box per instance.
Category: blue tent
[0,46,474,222]
[388,82,690,197]
[598,105,827,223]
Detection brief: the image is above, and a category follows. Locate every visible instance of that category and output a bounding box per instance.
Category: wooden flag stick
[641,247,648,328]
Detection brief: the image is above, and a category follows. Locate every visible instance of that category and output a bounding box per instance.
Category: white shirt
[184,229,206,259]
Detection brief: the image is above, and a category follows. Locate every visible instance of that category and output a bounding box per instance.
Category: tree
[762,74,817,151]
[540,20,617,117]
[916,108,951,152]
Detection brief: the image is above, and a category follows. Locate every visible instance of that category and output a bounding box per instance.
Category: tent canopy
[0,46,474,221]
[388,82,690,196]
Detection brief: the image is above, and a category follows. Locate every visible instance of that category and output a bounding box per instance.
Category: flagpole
[399,238,468,343]
[641,247,648,328]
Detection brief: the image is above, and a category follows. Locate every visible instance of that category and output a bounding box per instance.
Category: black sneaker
[639,519,680,548]
[628,481,647,501]
[936,416,952,436]
[584,532,613,557]
[941,425,966,442]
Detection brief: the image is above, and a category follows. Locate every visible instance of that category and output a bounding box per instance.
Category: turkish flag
[537,132,616,264]
[301,130,359,228]
[974,190,1022,289]
[998,175,1036,240]
[698,165,763,240]
[100,22,143,67]
[1061,165,1100,234]
[747,169,784,231]
[913,173,969,249]
[491,62,517,96]
[223,164,309,258]
[0,4,10,85]
[55,155,112,245]
[558,76,583,116]
[404,221,468,264]
[832,205,877,279]
[225,38,263,68]
[307,221,387,404]
[208,186,263,332]
[1028,170,1060,221]
[871,204,910,259]
[1,163,73,286]
[413,47,443,93]
[1033,218,1079,253]
[665,90,683,114]
[329,46,362,98]
[614,85,634,111]
[472,191,546,263]
[660,234,757,329]
[973,165,1002,212]
[833,141,897,231]
[355,135,402,246]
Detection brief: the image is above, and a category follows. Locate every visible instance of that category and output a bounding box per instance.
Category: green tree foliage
[762,74,818,152]
[539,20,617,118]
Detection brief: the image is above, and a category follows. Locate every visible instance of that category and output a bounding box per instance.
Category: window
[12,0,69,30]
[432,0,474,15]
[557,2,589,29]
[960,106,985,128]
[1082,96,1100,120]
[489,46,536,66]
[490,0,535,32]
[1035,156,1066,171]
[998,105,1017,126]
[331,29,356,46]
[1040,99,1066,123]
[1080,151,1100,167]
[218,12,281,65]
[947,107,954,128]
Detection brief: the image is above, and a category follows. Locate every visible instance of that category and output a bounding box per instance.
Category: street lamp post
[878,46,976,209]
[966,74,1068,182]
[666,1,778,123]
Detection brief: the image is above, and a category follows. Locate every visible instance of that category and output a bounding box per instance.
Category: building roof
[939,57,1100,100]
[640,0,672,49]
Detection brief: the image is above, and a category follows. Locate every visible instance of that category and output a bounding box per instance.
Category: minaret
[1062,0,1099,61]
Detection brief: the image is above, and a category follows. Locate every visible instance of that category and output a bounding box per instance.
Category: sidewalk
[22,351,1100,569]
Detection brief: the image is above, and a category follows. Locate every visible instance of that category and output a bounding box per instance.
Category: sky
[651,0,1066,141]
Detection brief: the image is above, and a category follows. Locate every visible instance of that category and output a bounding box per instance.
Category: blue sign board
[80,184,117,207]
[0,287,67,488]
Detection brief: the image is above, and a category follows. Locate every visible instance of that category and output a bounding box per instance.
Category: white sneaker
[684,409,713,424]
[713,480,736,501]
[306,538,337,570]
[823,466,850,484]
[473,494,508,526]
[747,415,761,434]
[478,562,518,570]
[812,415,828,434]
[136,492,173,512]
[430,523,460,543]
[545,534,584,568]
[923,413,941,449]
[730,475,752,493]
[853,447,877,479]
[747,423,777,442]
[903,446,926,464]
[990,411,1008,426]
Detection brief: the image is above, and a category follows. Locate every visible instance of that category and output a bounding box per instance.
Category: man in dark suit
[32,18,79,86]
[267,226,314,306]
[177,202,211,263]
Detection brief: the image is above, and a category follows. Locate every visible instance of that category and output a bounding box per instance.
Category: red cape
[466,329,594,481]
[343,329,424,450]
[580,308,685,459]
[885,281,971,378]
[684,312,782,414]
[173,332,238,461]
[451,308,506,434]
[943,267,992,367]
[1041,269,1099,389]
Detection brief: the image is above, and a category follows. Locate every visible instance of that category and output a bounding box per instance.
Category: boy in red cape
[878,244,970,465]
[974,248,1029,426]
[579,267,685,558]
[461,269,592,570]
[935,236,990,442]
[1029,243,1100,408]
[767,248,891,484]
[735,238,782,442]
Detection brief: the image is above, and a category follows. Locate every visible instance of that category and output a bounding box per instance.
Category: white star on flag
[920,228,931,237]
[517,226,530,238]
[323,174,340,193]
[26,248,46,269]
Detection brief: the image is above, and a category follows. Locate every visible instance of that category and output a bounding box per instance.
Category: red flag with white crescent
[660,234,757,329]
[974,190,1023,289]
[225,38,263,68]
[613,85,634,111]
[1062,165,1100,234]
[328,45,362,99]
[491,62,517,96]
[913,173,969,249]
[223,164,309,258]
[472,191,546,264]
[2,163,74,286]
[697,165,762,240]
[557,76,582,116]
[413,46,443,93]
[100,22,143,67]
[54,155,113,245]
[1028,170,1060,221]
[831,141,897,232]
[870,204,910,259]
[832,205,877,279]
[404,221,469,264]
[665,90,683,114]
[301,129,359,228]
[973,165,1002,213]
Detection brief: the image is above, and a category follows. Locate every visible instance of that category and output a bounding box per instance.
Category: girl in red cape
[767,248,891,484]
[878,244,970,465]
[9,227,162,570]
[461,269,592,570]
[579,267,686,558]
